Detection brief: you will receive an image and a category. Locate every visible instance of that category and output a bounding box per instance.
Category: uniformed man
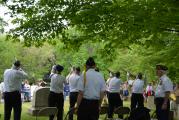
[106,72,114,94]
[3,60,28,120]
[76,57,106,120]
[48,64,66,120]
[130,73,144,110]
[67,67,81,120]
[155,65,173,120]
[0,82,4,103]
[107,71,123,119]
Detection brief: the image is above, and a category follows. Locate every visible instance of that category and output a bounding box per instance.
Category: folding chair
[36,107,58,120]
[100,106,108,120]
[64,106,108,120]
[113,106,130,120]
[64,108,77,120]
[151,110,157,119]
[129,107,151,120]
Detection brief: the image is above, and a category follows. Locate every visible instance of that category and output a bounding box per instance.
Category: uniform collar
[11,66,17,70]
[113,76,120,80]
[88,68,95,71]
[160,74,167,80]
[71,73,76,76]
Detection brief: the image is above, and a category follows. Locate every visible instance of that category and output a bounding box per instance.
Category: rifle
[121,69,136,79]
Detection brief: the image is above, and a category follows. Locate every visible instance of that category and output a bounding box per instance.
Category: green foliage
[0,35,55,82]
[53,40,111,78]
[109,42,179,82]
[0,17,7,33]
[3,0,179,49]
[0,0,179,83]
[0,34,178,83]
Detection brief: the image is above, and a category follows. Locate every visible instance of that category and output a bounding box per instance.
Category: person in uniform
[107,71,123,119]
[0,82,4,103]
[76,57,106,120]
[106,71,113,96]
[3,60,28,120]
[48,64,66,120]
[130,73,144,110]
[67,67,81,120]
[105,71,114,106]
[155,65,173,120]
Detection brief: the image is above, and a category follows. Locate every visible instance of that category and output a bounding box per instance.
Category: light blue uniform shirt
[77,69,106,100]
[132,79,144,94]
[108,77,122,93]
[4,68,28,92]
[155,74,173,98]
[68,73,80,92]
[50,74,66,93]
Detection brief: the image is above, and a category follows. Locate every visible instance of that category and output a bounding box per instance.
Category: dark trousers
[77,98,99,120]
[155,98,170,120]
[131,93,144,110]
[4,91,22,120]
[69,92,78,120]
[48,91,64,120]
[107,93,123,118]
[106,91,109,99]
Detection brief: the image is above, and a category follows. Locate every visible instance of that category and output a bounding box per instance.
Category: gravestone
[28,87,50,116]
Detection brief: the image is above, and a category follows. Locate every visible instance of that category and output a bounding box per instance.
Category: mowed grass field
[0,100,130,120]
[0,102,52,120]
[0,101,71,120]
[0,100,177,120]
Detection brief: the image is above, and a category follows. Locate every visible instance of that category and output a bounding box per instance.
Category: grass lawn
[0,100,177,120]
[0,102,49,120]
[0,100,130,120]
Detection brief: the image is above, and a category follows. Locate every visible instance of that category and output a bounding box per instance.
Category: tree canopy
[0,35,178,83]
[0,35,55,82]
[0,16,7,33]
[2,0,179,48]
[0,0,178,83]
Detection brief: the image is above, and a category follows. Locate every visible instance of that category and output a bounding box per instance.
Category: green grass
[0,100,101,120]
[0,100,177,120]
[0,100,130,120]
[0,102,49,120]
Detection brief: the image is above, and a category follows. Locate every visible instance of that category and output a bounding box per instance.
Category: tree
[0,17,7,33]
[1,0,179,83]
[2,0,179,49]
[0,35,56,82]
